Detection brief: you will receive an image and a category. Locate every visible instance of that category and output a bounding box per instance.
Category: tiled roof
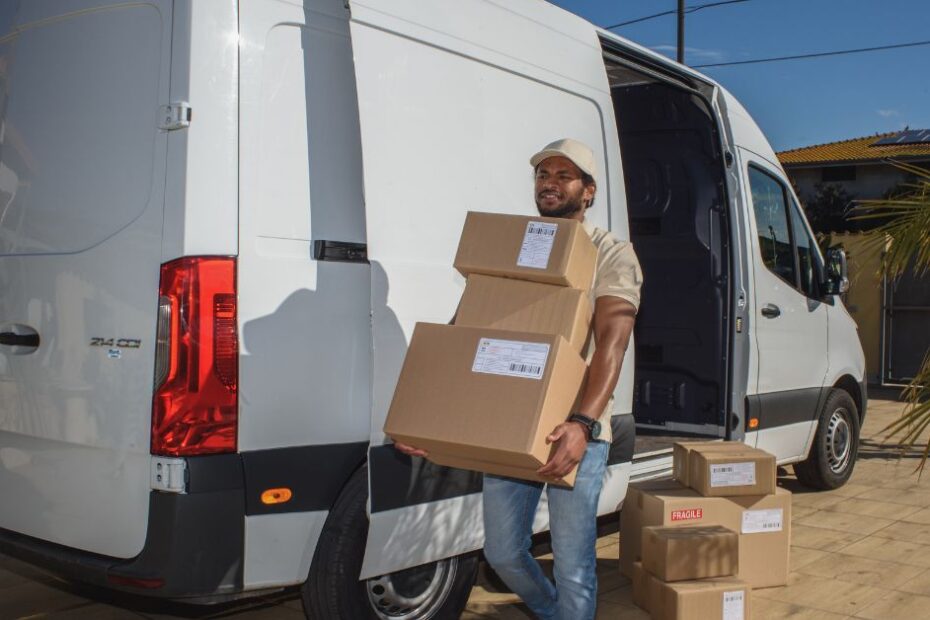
[778,131,930,166]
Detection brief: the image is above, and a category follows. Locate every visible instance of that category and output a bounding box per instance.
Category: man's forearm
[577,349,623,417]
[575,297,636,419]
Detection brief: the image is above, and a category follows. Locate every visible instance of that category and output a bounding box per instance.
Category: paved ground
[2,395,929,619]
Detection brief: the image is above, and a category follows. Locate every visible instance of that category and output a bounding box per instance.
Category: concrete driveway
[2,395,929,619]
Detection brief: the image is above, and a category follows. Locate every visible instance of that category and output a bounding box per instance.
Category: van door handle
[760,304,781,318]
[0,326,40,349]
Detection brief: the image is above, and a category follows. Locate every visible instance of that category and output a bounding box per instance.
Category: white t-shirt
[582,220,643,442]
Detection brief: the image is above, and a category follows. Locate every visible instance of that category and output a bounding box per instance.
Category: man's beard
[535,195,585,219]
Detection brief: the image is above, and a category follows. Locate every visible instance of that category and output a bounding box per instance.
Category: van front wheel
[302,466,479,619]
[794,389,860,490]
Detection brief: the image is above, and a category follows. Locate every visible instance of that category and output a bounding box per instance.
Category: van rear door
[346,0,626,579]
[0,1,172,558]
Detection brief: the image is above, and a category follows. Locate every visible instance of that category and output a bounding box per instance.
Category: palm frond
[880,351,930,476]
[857,160,930,475]
[852,160,930,279]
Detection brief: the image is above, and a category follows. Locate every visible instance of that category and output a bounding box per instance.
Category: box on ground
[642,525,738,582]
[631,561,658,612]
[687,445,776,497]
[454,212,597,289]
[650,574,751,620]
[621,480,791,588]
[673,441,749,487]
[455,274,593,353]
[383,323,586,486]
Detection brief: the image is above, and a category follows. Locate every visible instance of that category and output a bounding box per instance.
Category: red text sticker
[670,508,704,521]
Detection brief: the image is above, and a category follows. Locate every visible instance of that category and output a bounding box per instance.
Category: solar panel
[872,129,930,146]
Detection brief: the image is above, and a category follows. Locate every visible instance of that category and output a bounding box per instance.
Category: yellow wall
[829,233,887,383]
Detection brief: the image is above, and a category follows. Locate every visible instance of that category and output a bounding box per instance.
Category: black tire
[794,389,860,490]
[302,465,479,619]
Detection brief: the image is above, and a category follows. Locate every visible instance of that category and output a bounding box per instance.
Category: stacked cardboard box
[623,442,790,615]
[384,212,597,486]
[632,557,751,620]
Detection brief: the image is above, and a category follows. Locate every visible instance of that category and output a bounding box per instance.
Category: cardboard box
[673,441,748,487]
[688,445,776,497]
[454,212,597,289]
[384,323,586,486]
[620,481,791,588]
[642,525,738,582]
[631,561,654,612]
[455,275,593,353]
[651,575,751,620]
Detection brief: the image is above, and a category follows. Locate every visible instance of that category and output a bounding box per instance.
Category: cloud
[651,44,726,63]
[877,109,900,118]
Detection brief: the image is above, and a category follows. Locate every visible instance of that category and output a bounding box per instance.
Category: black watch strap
[568,413,597,440]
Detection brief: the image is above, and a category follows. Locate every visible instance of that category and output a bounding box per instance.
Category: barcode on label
[517,221,558,269]
[472,338,550,380]
[527,222,556,236]
[741,508,784,534]
[710,461,756,487]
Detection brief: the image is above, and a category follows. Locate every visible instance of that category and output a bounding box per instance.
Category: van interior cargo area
[604,54,731,455]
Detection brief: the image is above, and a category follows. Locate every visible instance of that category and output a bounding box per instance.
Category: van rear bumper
[0,454,246,602]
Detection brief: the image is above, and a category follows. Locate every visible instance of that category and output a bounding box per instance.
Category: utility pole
[677,0,685,64]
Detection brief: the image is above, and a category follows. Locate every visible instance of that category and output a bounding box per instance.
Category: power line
[604,0,753,30]
[693,39,930,68]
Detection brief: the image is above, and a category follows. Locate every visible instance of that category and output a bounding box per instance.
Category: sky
[547,0,930,152]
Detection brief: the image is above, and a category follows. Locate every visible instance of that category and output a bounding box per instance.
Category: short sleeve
[592,239,642,312]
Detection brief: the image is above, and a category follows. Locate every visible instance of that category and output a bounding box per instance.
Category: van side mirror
[823,247,849,295]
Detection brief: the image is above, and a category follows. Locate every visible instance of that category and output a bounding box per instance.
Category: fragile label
[722,590,745,620]
[741,508,784,534]
[516,221,557,269]
[472,338,550,380]
[710,461,756,487]
[670,508,704,522]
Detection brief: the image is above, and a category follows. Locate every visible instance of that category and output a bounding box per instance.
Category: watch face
[590,420,602,440]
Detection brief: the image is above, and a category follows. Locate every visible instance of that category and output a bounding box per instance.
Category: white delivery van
[0,0,865,617]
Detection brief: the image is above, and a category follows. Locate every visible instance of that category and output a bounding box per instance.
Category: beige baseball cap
[530,138,597,181]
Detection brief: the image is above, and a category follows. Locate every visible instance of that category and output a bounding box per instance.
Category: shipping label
[516,221,558,269]
[723,590,745,620]
[670,508,704,522]
[741,508,784,534]
[472,338,550,380]
[709,461,756,487]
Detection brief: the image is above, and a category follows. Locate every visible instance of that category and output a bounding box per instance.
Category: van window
[748,166,796,288]
[0,5,163,255]
[789,197,819,297]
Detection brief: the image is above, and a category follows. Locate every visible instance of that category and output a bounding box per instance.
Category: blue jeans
[482,441,609,620]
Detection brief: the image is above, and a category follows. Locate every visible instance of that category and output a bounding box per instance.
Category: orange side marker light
[748,418,760,429]
[261,487,293,505]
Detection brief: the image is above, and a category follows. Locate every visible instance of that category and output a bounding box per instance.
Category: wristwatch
[568,413,602,441]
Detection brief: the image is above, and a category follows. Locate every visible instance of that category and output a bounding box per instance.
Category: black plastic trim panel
[746,387,825,431]
[241,442,367,515]
[369,445,483,513]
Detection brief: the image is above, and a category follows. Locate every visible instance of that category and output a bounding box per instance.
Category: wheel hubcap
[826,407,852,474]
[366,558,456,619]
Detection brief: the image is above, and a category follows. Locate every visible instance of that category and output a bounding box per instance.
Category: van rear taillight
[152,257,238,456]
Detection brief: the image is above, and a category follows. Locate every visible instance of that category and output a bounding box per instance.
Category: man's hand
[537,421,587,478]
[393,442,429,458]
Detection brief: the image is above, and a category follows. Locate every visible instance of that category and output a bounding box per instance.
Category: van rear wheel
[302,466,478,619]
[794,389,860,490]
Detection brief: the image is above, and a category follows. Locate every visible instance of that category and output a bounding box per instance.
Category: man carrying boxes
[389,139,642,620]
